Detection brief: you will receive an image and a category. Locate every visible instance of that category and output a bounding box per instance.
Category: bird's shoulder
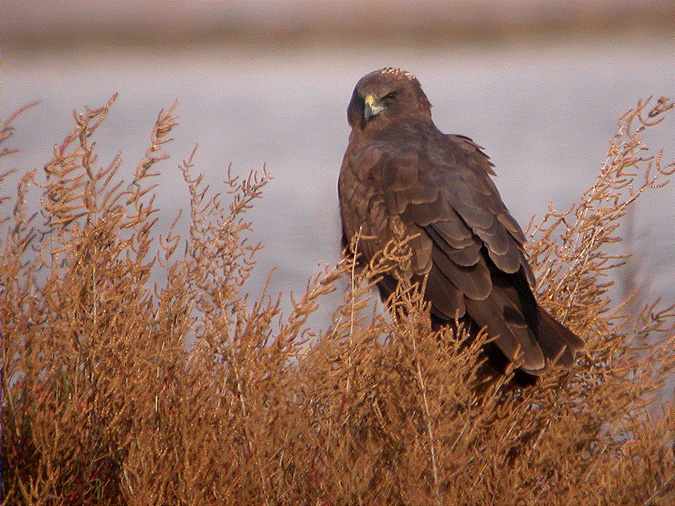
[443,133,496,176]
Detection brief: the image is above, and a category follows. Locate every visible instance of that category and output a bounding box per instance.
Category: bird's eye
[382,91,398,101]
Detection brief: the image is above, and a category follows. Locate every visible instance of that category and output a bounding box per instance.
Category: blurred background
[2,1,674,326]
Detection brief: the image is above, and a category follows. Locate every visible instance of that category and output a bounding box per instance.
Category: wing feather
[383,151,418,190]
[486,240,522,274]
[431,246,492,301]
[403,193,451,226]
[425,225,481,267]
[338,123,581,378]
[427,210,474,248]
[425,265,466,319]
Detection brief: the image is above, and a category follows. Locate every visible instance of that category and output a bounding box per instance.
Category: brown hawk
[338,67,583,378]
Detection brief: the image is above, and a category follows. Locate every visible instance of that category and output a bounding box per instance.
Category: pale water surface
[4,39,674,327]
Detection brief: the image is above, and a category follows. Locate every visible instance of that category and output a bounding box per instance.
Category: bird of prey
[338,67,583,378]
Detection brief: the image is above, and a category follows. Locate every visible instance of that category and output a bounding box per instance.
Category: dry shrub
[0,95,673,505]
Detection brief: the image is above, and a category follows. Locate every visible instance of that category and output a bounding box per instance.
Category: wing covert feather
[338,86,582,378]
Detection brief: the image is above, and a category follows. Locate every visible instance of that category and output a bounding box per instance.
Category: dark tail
[525,306,584,373]
[464,267,584,378]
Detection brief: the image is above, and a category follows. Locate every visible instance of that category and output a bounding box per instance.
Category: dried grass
[0,95,673,505]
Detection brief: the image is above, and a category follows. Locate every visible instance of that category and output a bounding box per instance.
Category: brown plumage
[338,67,583,379]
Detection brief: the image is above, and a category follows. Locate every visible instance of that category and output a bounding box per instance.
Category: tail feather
[470,269,584,377]
[533,306,584,368]
[465,294,546,372]
[378,263,584,381]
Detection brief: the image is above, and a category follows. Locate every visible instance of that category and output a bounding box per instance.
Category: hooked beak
[364,94,385,121]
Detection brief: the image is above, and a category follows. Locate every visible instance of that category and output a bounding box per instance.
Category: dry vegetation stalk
[0,96,673,505]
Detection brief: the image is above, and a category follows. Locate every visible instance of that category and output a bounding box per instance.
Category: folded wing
[339,131,582,374]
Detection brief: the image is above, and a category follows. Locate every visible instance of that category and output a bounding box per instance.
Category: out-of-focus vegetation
[0,96,673,504]
[3,0,675,51]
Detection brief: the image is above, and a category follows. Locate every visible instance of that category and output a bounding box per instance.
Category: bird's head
[347,67,432,131]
